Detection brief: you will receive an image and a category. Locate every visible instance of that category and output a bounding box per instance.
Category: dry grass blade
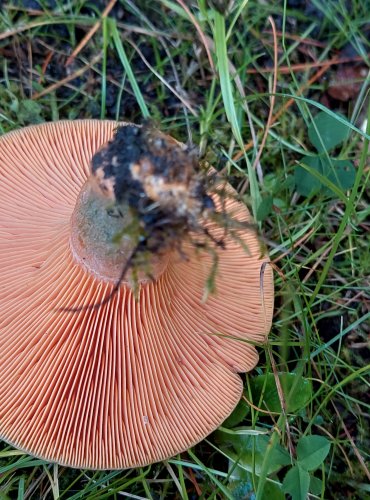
[127,38,198,116]
[176,0,215,73]
[233,63,334,161]
[65,0,117,66]
[32,54,102,100]
[247,54,369,74]
[241,15,278,194]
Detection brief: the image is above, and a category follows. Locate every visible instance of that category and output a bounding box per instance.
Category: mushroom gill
[0,120,273,469]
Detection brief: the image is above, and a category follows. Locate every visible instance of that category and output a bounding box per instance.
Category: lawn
[0,1,369,498]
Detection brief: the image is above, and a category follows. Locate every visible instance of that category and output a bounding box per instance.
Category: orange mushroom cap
[0,120,273,469]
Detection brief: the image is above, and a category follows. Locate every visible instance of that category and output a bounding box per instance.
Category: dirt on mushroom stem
[70,121,255,310]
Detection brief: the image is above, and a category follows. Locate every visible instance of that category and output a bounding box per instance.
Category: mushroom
[0,120,273,470]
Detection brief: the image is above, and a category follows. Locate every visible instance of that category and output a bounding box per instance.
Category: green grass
[0,0,369,498]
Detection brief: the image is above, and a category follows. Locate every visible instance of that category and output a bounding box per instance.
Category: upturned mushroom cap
[0,121,273,469]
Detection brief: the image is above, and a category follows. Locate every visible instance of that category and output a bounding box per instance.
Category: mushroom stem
[69,176,169,284]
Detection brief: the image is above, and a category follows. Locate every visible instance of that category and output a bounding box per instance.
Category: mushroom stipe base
[70,177,168,285]
[0,120,274,470]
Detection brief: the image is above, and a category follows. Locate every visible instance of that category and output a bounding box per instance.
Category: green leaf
[309,475,323,495]
[227,462,283,498]
[294,156,322,196]
[260,481,285,500]
[282,465,310,500]
[295,156,356,198]
[256,195,273,221]
[222,395,250,428]
[321,158,356,193]
[18,100,43,125]
[308,111,350,152]
[215,427,291,475]
[250,372,312,414]
[273,93,370,141]
[297,435,331,471]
